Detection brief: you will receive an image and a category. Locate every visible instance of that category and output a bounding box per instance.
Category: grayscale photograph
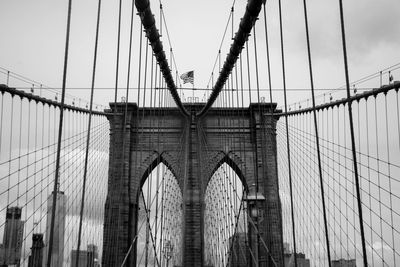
[0,0,399,266]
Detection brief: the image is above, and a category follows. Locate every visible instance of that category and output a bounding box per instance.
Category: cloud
[279,0,400,62]
[370,241,392,252]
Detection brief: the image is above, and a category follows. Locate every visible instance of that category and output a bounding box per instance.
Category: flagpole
[192,78,194,102]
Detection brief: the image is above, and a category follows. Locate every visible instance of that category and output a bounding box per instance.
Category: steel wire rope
[276,126,372,264]
[0,93,3,168]
[198,118,279,266]
[280,118,382,245]
[338,2,368,264]
[124,157,183,266]
[74,0,102,265]
[60,128,106,263]
[276,125,326,265]
[153,60,163,267]
[197,127,235,265]
[158,3,182,89]
[277,118,323,264]
[46,0,73,262]
[205,2,237,90]
[278,63,400,112]
[141,37,151,267]
[280,121,400,217]
[222,70,231,266]
[277,120,362,257]
[282,102,400,264]
[0,121,106,192]
[6,96,14,211]
[120,1,138,264]
[50,117,105,264]
[227,59,241,265]
[278,119,400,171]
[274,0,305,266]
[277,118,309,260]
[39,103,45,234]
[239,51,250,266]
[0,67,107,110]
[136,47,167,266]
[384,78,397,267]
[144,51,155,266]
[21,99,30,258]
[301,0,336,265]
[397,89,400,150]
[15,98,23,208]
[32,99,39,235]
[252,21,270,265]
[113,0,123,105]
[157,71,167,267]
[227,196,251,266]
[196,115,245,265]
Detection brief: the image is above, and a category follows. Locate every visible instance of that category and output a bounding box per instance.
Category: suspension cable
[75,0,102,266]
[46,0,72,265]
[198,0,264,117]
[337,0,368,265]
[277,0,301,265]
[135,0,189,117]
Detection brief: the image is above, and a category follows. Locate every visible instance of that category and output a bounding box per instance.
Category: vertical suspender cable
[337,0,368,265]
[252,23,265,265]
[301,1,330,266]
[262,4,272,103]
[121,1,137,264]
[245,41,252,104]
[114,0,123,104]
[110,1,124,259]
[277,0,300,265]
[75,0,102,266]
[47,0,72,265]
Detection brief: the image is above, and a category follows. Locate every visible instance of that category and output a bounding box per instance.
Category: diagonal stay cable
[197,0,264,117]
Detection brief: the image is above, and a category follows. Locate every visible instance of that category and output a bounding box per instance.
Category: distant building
[284,252,310,267]
[87,244,100,267]
[43,191,66,266]
[0,207,24,266]
[70,244,101,267]
[71,247,99,267]
[283,243,310,267]
[331,258,356,267]
[283,242,291,254]
[71,250,88,267]
[226,232,247,267]
[28,233,44,267]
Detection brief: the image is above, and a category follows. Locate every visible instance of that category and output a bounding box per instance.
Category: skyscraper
[0,207,25,266]
[28,233,44,267]
[70,245,99,267]
[43,191,66,266]
[70,250,89,267]
[87,244,99,267]
[283,242,310,267]
[331,259,356,267]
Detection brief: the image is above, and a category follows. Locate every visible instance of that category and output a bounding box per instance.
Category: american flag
[180,71,194,85]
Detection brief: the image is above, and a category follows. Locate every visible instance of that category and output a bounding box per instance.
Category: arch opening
[206,153,248,192]
[204,162,248,267]
[136,162,182,267]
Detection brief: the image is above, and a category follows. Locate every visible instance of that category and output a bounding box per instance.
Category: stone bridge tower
[102,103,284,266]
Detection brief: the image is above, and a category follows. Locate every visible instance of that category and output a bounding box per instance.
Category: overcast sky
[0,0,399,109]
